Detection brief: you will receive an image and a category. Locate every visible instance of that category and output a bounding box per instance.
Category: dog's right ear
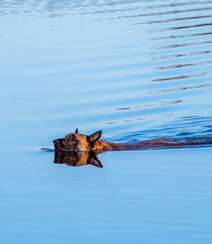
[89,156,103,168]
[88,130,102,143]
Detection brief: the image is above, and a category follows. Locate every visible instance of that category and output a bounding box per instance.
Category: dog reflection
[54,150,103,168]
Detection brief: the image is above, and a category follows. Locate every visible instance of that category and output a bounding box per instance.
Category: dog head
[53,129,102,152]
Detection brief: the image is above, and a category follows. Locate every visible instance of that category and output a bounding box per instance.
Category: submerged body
[49,129,212,167]
[93,138,212,152]
[53,129,212,153]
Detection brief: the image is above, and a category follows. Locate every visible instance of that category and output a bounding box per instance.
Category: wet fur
[54,129,212,153]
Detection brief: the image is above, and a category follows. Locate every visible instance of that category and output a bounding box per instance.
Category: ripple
[135,14,212,25]
[153,22,212,32]
[152,50,212,60]
[113,6,212,20]
[151,31,212,41]
[151,83,212,95]
[152,40,212,50]
[156,60,212,70]
[152,72,208,82]
[1,0,212,143]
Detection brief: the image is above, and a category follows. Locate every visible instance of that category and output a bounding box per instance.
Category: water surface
[1,0,212,243]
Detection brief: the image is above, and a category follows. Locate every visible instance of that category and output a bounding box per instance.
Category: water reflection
[54,149,103,167]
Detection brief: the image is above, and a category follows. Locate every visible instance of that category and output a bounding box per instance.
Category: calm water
[1,0,212,243]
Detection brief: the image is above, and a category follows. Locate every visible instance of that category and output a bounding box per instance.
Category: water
[1,0,212,243]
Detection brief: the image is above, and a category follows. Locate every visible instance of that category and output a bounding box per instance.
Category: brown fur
[53,129,212,154]
[50,129,212,167]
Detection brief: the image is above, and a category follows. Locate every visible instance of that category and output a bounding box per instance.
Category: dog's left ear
[88,130,102,143]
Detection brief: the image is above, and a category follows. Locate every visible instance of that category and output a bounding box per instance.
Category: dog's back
[54,129,212,153]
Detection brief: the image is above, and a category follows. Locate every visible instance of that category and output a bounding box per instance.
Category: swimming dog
[53,128,212,153]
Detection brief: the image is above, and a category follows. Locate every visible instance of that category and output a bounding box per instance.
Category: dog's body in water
[53,129,212,153]
[46,129,212,167]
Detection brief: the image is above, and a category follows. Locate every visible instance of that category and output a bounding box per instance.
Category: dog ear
[88,130,102,143]
[75,128,79,133]
[89,156,103,168]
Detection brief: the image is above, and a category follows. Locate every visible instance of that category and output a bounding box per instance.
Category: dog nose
[53,139,57,144]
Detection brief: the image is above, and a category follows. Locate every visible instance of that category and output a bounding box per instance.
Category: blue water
[1,0,212,243]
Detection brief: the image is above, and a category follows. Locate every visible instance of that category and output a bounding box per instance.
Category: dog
[51,129,212,167]
[53,128,212,154]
